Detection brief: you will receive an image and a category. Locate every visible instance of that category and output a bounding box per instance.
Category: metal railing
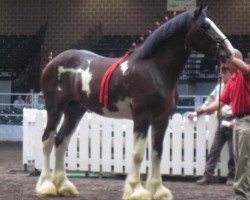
[0,93,44,125]
[0,93,207,125]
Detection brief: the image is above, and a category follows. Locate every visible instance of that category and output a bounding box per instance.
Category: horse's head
[186,5,233,63]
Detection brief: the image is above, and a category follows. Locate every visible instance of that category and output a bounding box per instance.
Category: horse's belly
[102,98,132,119]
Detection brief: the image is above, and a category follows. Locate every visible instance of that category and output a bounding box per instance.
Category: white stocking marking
[147,150,162,189]
[41,131,55,178]
[146,150,173,200]
[36,131,56,196]
[130,134,147,181]
[123,134,151,200]
[52,136,79,196]
[53,136,70,184]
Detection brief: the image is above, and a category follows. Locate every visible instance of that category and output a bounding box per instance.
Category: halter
[214,37,228,61]
[200,27,228,60]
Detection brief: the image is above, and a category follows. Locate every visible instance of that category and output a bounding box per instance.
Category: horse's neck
[153,36,191,85]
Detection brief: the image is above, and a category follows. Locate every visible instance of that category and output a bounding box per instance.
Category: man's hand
[221,119,235,129]
[187,107,206,120]
[196,106,206,115]
[229,119,235,129]
[187,112,197,119]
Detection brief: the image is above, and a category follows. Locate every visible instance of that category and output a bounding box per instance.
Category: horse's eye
[202,23,210,30]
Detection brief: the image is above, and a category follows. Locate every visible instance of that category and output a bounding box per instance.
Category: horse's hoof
[123,185,151,200]
[123,193,151,200]
[153,186,173,200]
[131,191,151,200]
[35,180,58,197]
[122,194,131,200]
[57,181,80,197]
[122,189,132,200]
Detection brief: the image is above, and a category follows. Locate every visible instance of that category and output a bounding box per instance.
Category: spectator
[25,88,34,108]
[245,52,250,64]
[13,95,25,109]
[188,65,235,185]
[38,92,45,109]
[196,49,250,200]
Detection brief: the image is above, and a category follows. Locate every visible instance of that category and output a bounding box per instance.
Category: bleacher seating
[0,107,23,125]
[90,35,143,57]
[90,34,250,83]
[175,96,207,114]
[228,35,250,58]
[0,35,37,72]
[0,23,47,93]
[90,35,218,82]
[0,33,248,123]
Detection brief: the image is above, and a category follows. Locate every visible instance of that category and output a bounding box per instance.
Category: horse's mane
[133,9,207,59]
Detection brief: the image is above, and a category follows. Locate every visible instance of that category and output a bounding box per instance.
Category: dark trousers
[204,123,235,179]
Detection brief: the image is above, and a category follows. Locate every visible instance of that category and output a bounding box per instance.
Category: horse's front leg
[123,117,151,200]
[146,117,173,200]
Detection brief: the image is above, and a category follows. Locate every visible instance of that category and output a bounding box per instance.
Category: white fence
[0,125,22,141]
[23,109,229,177]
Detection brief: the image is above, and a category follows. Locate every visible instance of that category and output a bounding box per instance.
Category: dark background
[0,0,249,92]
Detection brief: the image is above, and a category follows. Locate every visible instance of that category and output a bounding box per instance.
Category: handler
[196,49,250,200]
[188,65,234,185]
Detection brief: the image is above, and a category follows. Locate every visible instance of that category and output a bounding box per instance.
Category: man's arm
[196,100,225,115]
[187,85,219,119]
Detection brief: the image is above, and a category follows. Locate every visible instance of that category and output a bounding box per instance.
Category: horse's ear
[204,4,209,11]
[193,5,203,20]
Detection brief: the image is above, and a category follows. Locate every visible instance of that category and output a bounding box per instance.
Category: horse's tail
[40,60,59,110]
[41,61,54,89]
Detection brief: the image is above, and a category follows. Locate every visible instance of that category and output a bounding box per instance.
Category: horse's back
[40,49,119,114]
[45,49,104,68]
[41,49,113,86]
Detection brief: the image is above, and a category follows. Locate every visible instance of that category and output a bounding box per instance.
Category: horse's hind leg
[123,116,151,200]
[52,101,85,196]
[146,117,173,200]
[36,110,63,196]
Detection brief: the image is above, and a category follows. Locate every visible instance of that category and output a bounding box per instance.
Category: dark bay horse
[36,6,233,200]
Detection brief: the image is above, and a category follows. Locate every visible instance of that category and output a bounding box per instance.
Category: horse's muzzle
[218,48,232,63]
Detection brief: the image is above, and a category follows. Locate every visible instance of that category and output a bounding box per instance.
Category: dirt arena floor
[0,142,235,200]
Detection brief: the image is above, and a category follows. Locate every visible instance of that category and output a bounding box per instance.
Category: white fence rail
[23,109,229,177]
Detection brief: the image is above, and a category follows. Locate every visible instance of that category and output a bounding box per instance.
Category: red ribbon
[99,51,133,107]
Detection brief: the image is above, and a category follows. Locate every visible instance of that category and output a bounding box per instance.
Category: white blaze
[205,18,234,52]
[58,65,93,97]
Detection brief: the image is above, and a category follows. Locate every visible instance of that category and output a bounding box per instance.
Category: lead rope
[216,42,222,134]
[212,37,228,133]
[217,68,222,133]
